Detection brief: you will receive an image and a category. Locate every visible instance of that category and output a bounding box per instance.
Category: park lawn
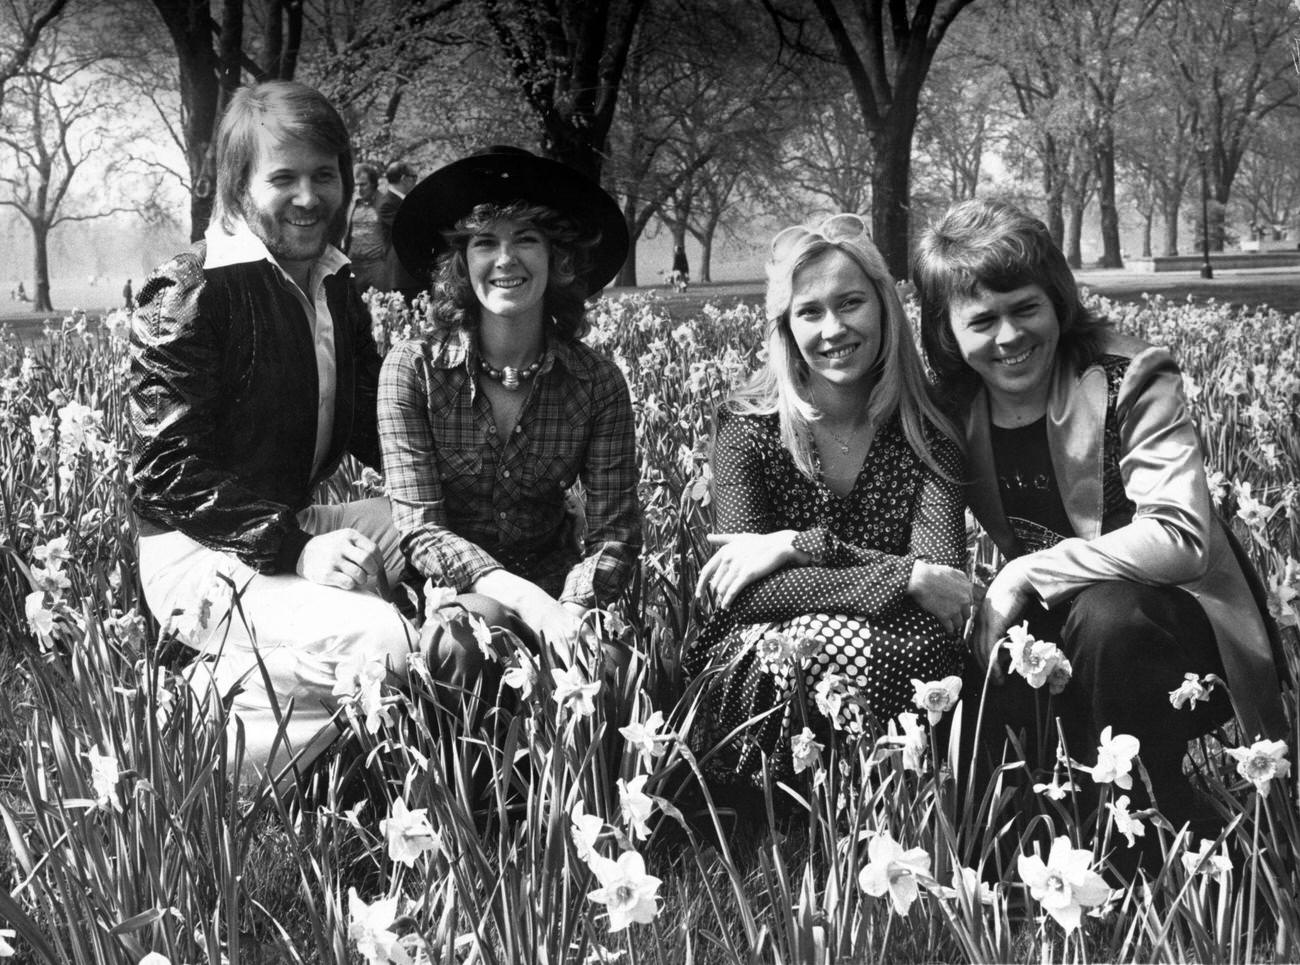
[0,289,1296,963]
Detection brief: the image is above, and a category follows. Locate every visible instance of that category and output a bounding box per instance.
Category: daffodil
[332,652,392,734]
[911,675,962,724]
[1017,836,1111,933]
[87,748,120,810]
[791,726,824,774]
[813,672,848,727]
[618,774,655,841]
[1089,726,1141,790]
[347,888,412,965]
[857,831,934,915]
[587,851,662,932]
[1168,672,1215,710]
[1181,838,1232,880]
[1105,795,1146,848]
[619,710,671,765]
[1225,738,1290,797]
[571,800,604,862]
[380,798,441,868]
[552,667,601,717]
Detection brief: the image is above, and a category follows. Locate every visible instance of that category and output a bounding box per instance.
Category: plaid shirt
[378,327,642,607]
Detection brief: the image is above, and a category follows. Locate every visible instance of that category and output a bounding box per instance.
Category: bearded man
[129,81,415,779]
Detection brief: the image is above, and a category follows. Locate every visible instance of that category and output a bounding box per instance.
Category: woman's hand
[694,530,809,609]
[906,560,973,637]
[471,570,582,664]
[973,557,1038,681]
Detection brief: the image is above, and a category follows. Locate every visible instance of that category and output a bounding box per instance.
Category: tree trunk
[1095,124,1122,268]
[699,231,713,284]
[1065,201,1085,268]
[1140,208,1153,259]
[32,220,52,312]
[615,198,638,287]
[1160,196,1180,255]
[870,122,915,280]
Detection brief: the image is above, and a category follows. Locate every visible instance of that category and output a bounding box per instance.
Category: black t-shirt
[990,417,1075,555]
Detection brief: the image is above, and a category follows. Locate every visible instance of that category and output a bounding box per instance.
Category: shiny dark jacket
[128,244,382,573]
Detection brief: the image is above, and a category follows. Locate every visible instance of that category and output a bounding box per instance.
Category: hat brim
[391,151,629,296]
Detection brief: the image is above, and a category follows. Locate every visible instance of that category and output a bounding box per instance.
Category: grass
[0,289,1296,963]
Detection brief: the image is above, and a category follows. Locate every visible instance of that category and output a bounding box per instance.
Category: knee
[430,624,488,685]
[1062,582,1160,665]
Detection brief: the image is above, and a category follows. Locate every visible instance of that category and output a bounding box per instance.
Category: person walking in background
[378,160,423,302]
[128,80,416,780]
[670,243,690,291]
[122,278,133,308]
[683,213,970,789]
[345,162,387,293]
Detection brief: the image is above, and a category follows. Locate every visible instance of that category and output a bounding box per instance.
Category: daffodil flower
[857,831,934,915]
[587,851,662,932]
[1017,836,1111,933]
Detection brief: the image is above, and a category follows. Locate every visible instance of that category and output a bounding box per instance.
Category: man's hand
[296,529,381,591]
[906,560,973,637]
[973,557,1037,681]
[695,531,807,609]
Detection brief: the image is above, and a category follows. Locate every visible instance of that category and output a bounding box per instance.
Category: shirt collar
[203,220,349,280]
[427,326,594,381]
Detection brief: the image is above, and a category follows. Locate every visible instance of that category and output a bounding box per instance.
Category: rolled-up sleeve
[560,362,643,608]
[378,341,503,589]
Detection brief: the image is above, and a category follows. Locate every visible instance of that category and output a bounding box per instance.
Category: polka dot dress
[683,408,967,785]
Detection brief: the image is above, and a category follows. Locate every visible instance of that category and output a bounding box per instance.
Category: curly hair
[429,201,598,340]
[913,198,1111,406]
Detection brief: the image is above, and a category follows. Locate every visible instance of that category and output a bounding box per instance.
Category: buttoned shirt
[204,222,346,477]
[378,326,642,607]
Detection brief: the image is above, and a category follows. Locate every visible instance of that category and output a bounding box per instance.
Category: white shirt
[204,222,348,478]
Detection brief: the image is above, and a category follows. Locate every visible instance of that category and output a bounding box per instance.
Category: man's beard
[247,201,348,264]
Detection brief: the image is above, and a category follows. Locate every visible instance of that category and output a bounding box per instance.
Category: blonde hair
[728,222,960,478]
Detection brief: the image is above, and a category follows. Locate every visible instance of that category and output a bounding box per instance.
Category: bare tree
[1164,0,1300,250]
[0,67,138,310]
[0,0,71,110]
[766,0,978,278]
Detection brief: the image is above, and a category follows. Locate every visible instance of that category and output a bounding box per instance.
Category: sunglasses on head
[770,213,871,262]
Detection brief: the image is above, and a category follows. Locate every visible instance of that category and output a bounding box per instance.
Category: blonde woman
[685,214,971,785]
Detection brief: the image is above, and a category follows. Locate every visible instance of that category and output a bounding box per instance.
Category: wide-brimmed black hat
[391,146,629,295]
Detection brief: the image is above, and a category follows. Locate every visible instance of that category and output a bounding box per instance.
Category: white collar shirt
[204,221,348,478]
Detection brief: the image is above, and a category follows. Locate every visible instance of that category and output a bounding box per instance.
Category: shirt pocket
[520,447,582,499]
[436,447,484,501]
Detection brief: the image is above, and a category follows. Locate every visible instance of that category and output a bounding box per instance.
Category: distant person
[122,278,134,308]
[345,162,387,294]
[671,243,690,291]
[16,281,27,302]
[378,160,423,302]
[128,80,415,779]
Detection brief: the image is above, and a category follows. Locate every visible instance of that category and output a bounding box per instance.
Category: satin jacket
[129,242,382,574]
[965,332,1285,739]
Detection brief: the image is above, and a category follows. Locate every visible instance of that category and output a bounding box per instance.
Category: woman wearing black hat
[378,147,641,680]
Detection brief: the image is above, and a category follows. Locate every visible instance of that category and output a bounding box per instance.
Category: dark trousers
[964,580,1231,828]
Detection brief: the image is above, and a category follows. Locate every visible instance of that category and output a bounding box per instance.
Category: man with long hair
[128,81,415,780]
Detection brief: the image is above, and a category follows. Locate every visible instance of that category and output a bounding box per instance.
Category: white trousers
[138,497,417,780]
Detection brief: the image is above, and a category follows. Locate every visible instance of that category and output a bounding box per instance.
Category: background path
[4,266,1298,341]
